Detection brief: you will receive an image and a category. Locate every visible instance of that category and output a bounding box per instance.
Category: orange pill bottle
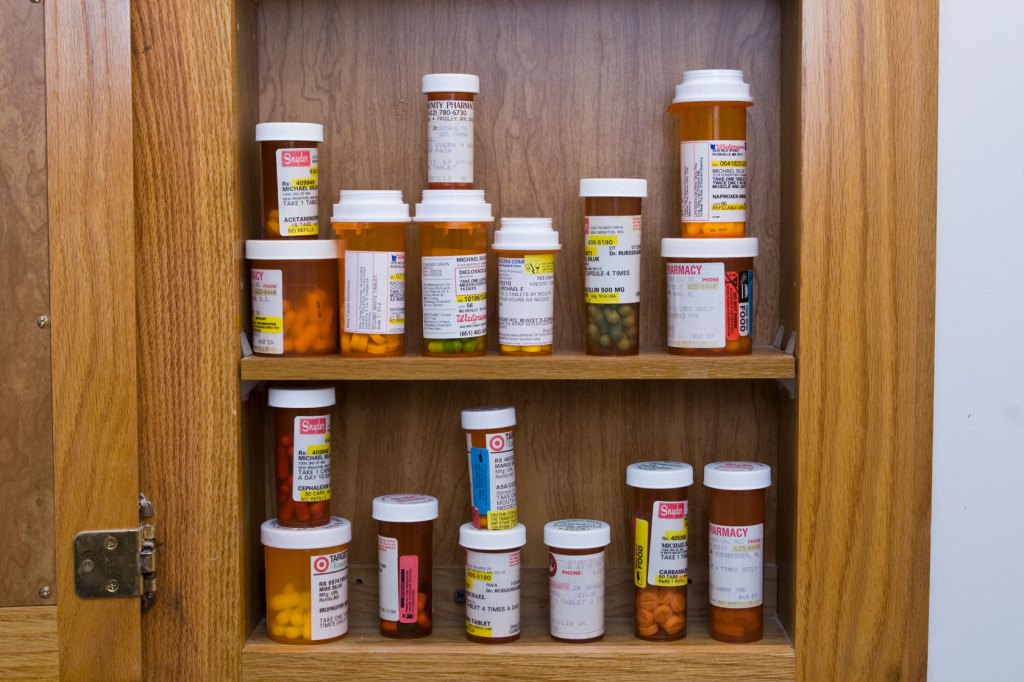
[372,494,438,639]
[661,238,756,356]
[544,519,611,643]
[330,190,409,357]
[668,70,752,238]
[422,74,479,189]
[246,240,339,356]
[626,461,693,641]
[261,517,351,645]
[256,122,323,239]
[492,218,561,356]
[459,523,526,644]
[704,461,771,643]
[414,190,492,357]
[269,387,334,528]
[462,406,518,530]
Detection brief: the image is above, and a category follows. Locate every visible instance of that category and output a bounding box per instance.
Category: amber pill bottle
[544,519,611,643]
[704,461,771,643]
[256,122,323,239]
[492,218,561,356]
[460,523,526,644]
[268,387,335,528]
[461,406,518,530]
[372,494,438,639]
[422,74,479,189]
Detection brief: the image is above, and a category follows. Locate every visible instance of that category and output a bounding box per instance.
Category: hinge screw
[103,536,118,550]
[36,315,49,329]
[38,585,52,599]
[105,579,119,593]
[80,559,95,573]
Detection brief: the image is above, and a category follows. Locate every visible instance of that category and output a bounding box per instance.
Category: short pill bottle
[492,218,561,356]
[704,461,771,643]
[372,494,438,639]
[268,387,335,528]
[256,122,323,239]
[261,517,351,645]
[626,461,693,641]
[580,178,647,356]
[661,237,756,356]
[668,70,753,238]
[461,406,518,530]
[413,190,493,357]
[246,239,340,357]
[422,74,480,189]
[544,519,611,643]
[459,523,526,644]
[330,190,410,357]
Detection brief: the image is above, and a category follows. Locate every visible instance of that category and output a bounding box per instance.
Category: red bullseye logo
[313,556,330,573]
[489,434,506,451]
[549,553,557,577]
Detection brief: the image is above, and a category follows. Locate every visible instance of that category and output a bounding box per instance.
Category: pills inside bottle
[372,494,438,639]
[269,386,335,528]
[492,218,561,356]
[459,523,526,644]
[422,74,479,189]
[256,122,323,239]
[544,519,611,643]
[461,406,518,530]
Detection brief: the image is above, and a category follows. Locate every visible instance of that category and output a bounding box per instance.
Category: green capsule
[587,322,599,340]
[611,326,625,342]
[619,304,634,316]
[427,340,444,353]
[604,309,621,325]
[616,336,632,351]
[588,305,604,322]
[595,318,609,336]
[443,340,463,353]
[599,334,612,347]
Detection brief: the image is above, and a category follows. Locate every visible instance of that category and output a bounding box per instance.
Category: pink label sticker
[398,554,419,623]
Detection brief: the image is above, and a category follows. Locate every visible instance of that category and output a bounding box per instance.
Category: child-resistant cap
[579,178,648,198]
[461,406,516,430]
[544,519,611,549]
[268,387,336,409]
[672,69,753,104]
[460,523,527,551]
[661,237,758,259]
[332,190,410,223]
[703,461,772,490]
[413,189,493,223]
[261,517,351,550]
[626,461,694,489]
[372,494,439,522]
[255,122,324,143]
[493,218,561,251]
[245,239,339,261]
[422,73,480,94]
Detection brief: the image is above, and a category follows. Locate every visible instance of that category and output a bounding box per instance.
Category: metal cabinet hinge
[73,493,157,612]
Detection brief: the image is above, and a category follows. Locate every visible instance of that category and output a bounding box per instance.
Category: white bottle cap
[626,461,694,489]
[413,190,493,223]
[703,461,772,490]
[255,122,324,143]
[544,519,611,549]
[422,73,480,94]
[579,178,648,198]
[245,239,339,261]
[460,523,527,551]
[661,237,758,259]
[461,406,516,430]
[261,517,351,550]
[331,190,410,223]
[672,69,753,104]
[268,387,336,409]
[372,494,439,522]
[492,218,561,251]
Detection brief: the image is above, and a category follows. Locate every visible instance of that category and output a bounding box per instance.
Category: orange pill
[385,336,401,350]
[370,334,386,345]
[663,615,685,636]
[637,590,659,611]
[312,337,334,352]
[306,289,327,316]
[366,344,387,355]
[381,619,398,633]
[637,623,660,637]
[294,324,319,353]
[669,592,685,613]
[636,608,654,628]
[652,604,672,624]
[284,339,295,353]
[657,588,674,605]
[341,333,352,353]
[290,309,308,335]
[417,592,428,610]
[351,334,369,353]
[417,612,431,629]
[318,308,335,337]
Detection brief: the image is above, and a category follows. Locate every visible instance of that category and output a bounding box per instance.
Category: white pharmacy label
[648,500,688,587]
[275,147,319,236]
[251,268,283,354]
[292,415,330,502]
[709,522,764,608]
[549,551,605,640]
[377,535,399,621]
[310,550,348,640]
[344,250,405,334]
[465,549,522,639]
[421,253,487,339]
[681,140,746,223]
[467,431,518,530]
[497,254,555,346]
[666,261,726,348]
[427,99,474,185]
[584,215,642,304]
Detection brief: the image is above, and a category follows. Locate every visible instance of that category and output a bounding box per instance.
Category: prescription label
[251,268,283,354]
[549,550,605,640]
[646,501,688,587]
[344,250,405,334]
[422,253,487,339]
[497,254,555,346]
[681,140,746,223]
[709,522,763,608]
[467,430,517,530]
[292,415,330,502]
[275,147,319,236]
[427,99,474,185]
[310,549,348,640]
[465,549,521,639]
[584,215,642,304]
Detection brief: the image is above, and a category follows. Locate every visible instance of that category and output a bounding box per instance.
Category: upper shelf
[239,346,794,381]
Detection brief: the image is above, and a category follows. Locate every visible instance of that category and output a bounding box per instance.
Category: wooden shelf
[240,346,794,381]
[242,618,795,680]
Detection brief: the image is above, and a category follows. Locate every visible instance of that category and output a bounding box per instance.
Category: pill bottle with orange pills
[330,190,409,357]
[256,122,323,239]
[269,387,334,528]
[668,70,752,237]
[422,74,479,189]
[247,240,339,356]
[372,494,438,639]
[492,217,561,356]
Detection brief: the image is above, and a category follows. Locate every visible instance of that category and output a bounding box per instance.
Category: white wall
[930,1,1024,678]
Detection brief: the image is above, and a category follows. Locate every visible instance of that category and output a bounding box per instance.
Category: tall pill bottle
[704,461,771,643]
[544,519,611,643]
[269,386,335,528]
[492,218,561,356]
[668,70,752,238]
[459,523,526,644]
[256,122,323,239]
[330,190,409,357]
[626,461,693,641]
[372,494,438,639]
[580,179,647,355]
[461,406,517,530]
[423,74,479,189]
[414,190,492,356]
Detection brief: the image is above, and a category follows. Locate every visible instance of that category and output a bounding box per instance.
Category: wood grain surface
[0,0,55,608]
[0,607,58,681]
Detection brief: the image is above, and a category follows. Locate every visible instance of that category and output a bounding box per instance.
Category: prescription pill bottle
[544,519,611,643]
[256,122,323,239]
[626,461,693,641]
[422,74,479,189]
[269,386,335,528]
[372,494,438,639]
[668,70,752,238]
[459,523,526,644]
[261,517,351,645]
[661,237,756,356]
[330,190,409,357]
[492,218,561,356]
[414,190,492,356]
[461,406,517,530]
[247,240,340,356]
[704,461,771,643]
[580,178,647,356]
